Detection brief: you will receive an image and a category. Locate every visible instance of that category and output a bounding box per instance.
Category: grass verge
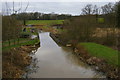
[26,20,64,25]
[2,38,39,51]
[3,27,39,51]
[79,42,119,66]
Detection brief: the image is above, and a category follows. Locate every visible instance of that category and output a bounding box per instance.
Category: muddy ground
[2,43,40,78]
[50,33,119,79]
[74,45,119,79]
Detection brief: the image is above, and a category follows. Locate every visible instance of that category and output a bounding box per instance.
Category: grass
[3,27,39,51]
[56,29,67,34]
[22,27,38,35]
[3,38,27,44]
[2,38,39,51]
[26,20,64,25]
[79,42,119,66]
[98,18,104,23]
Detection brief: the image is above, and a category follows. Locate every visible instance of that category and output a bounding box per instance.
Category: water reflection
[27,32,105,78]
[61,47,89,69]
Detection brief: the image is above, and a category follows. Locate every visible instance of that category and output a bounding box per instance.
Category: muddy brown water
[27,32,105,78]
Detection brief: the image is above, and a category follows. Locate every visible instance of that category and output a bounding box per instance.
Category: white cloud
[2,0,119,2]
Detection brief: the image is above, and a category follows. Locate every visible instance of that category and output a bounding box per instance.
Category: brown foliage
[2,16,22,41]
[2,46,33,78]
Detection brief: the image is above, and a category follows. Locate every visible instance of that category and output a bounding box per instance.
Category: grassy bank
[78,42,119,66]
[26,20,64,25]
[3,27,39,51]
[2,45,39,78]
[23,27,38,35]
[2,27,40,78]
[50,32,119,78]
[3,38,39,51]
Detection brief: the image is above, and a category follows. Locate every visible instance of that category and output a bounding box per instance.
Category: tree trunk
[8,39,10,46]
[14,38,15,45]
[24,19,26,25]
[96,14,98,23]
[17,37,19,44]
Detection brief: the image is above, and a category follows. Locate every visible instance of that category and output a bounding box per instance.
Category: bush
[2,16,22,41]
[61,15,96,43]
[98,18,104,23]
[20,32,31,38]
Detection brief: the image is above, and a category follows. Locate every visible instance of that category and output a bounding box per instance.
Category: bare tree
[93,5,99,14]
[116,1,120,28]
[2,1,29,45]
[93,5,99,22]
[20,2,29,25]
[81,4,94,15]
[101,3,114,14]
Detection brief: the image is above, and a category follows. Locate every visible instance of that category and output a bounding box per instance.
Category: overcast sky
[1,0,118,2]
[1,0,118,15]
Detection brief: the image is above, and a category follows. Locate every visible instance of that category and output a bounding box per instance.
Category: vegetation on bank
[2,16,40,78]
[2,16,22,45]
[26,20,64,25]
[51,2,120,78]
[2,38,39,51]
[2,1,120,79]
[78,43,119,66]
[3,26,39,50]
[2,45,39,78]
[23,27,38,35]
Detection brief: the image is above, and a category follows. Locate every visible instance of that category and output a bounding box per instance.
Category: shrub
[20,32,31,38]
[98,18,104,23]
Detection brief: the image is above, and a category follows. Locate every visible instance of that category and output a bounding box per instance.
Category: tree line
[2,2,120,48]
[2,2,29,46]
[12,12,71,25]
[15,12,72,20]
[60,2,120,50]
[2,16,22,46]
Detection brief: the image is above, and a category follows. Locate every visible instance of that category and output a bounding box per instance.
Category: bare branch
[13,1,14,14]
[5,2,9,15]
[24,2,29,12]
[15,2,22,14]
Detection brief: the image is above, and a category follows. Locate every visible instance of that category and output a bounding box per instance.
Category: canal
[27,32,105,78]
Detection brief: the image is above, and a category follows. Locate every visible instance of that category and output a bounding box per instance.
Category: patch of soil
[2,44,40,78]
[50,33,119,79]
[74,45,119,79]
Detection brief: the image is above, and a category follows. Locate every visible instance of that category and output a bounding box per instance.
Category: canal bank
[2,40,40,78]
[50,33,119,79]
[27,32,105,78]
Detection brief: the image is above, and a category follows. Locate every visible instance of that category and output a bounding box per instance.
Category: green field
[22,27,38,35]
[3,27,39,51]
[26,20,64,25]
[2,38,39,51]
[79,42,119,66]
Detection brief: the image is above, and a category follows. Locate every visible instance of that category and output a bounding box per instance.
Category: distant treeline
[13,12,72,20]
[2,1,120,45]
[60,2,120,49]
